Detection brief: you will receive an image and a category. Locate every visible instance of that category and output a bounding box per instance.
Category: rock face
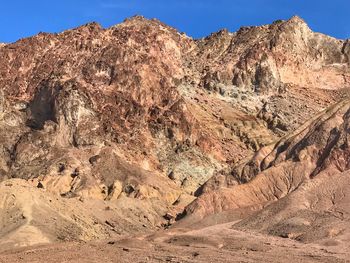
[0,15,350,248]
[184,99,350,249]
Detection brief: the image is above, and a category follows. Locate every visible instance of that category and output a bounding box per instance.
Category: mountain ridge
[0,15,350,261]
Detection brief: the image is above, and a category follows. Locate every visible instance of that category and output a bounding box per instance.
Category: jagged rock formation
[191,16,350,132]
[0,15,350,250]
[184,99,350,250]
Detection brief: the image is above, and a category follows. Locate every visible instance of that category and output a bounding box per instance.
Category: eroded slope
[0,15,350,248]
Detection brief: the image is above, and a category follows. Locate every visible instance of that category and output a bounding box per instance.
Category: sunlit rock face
[0,15,349,247]
[185,99,350,249]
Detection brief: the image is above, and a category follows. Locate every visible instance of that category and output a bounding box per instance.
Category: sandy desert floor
[1,222,348,263]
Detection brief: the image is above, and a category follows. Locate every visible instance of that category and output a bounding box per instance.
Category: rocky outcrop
[195,16,350,92]
[0,15,350,246]
[183,100,350,246]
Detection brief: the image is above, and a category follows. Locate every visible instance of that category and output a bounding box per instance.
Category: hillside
[0,15,349,261]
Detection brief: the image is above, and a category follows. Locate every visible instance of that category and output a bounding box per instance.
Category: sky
[0,0,349,43]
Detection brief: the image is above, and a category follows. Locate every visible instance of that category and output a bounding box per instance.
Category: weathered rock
[0,15,350,248]
[183,100,350,248]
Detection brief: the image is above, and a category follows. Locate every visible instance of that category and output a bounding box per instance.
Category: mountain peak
[123,14,151,23]
[271,15,309,31]
[283,15,310,31]
[288,15,306,24]
[1,15,350,261]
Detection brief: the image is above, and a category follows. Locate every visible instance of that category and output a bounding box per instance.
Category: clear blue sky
[1,0,349,43]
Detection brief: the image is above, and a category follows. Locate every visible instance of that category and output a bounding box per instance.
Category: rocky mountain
[175,98,350,259]
[0,15,350,260]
